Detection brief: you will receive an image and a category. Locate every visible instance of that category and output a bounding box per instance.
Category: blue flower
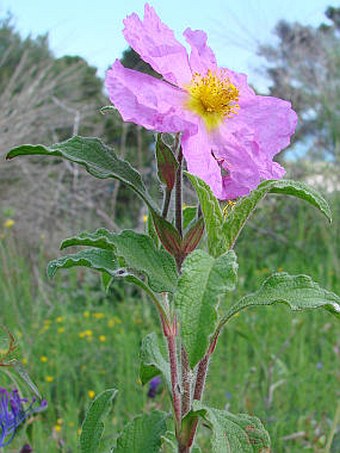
[147,376,162,398]
[0,387,47,447]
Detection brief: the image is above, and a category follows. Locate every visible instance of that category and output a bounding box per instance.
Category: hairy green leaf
[223,179,332,250]
[185,172,225,257]
[139,332,171,390]
[175,250,238,368]
[80,388,117,453]
[191,402,271,453]
[113,411,168,453]
[6,136,158,211]
[61,229,178,293]
[183,206,197,230]
[222,272,340,325]
[47,249,118,279]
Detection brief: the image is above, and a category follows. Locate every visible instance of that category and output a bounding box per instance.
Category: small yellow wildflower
[143,214,148,223]
[88,390,95,399]
[3,219,15,229]
[99,335,106,342]
[57,327,65,334]
[54,425,62,433]
[45,376,54,383]
[22,358,28,365]
[57,418,63,425]
[107,316,122,328]
[93,312,105,320]
[83,311,90,318]
[56,316,64,323]
[40,356,48,363]
[79,329,93,339]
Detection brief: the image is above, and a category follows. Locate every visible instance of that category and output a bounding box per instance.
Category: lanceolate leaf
[113,411,168,453]
[47,249,118,279]
[223,179,332,250]
[80,388,117,453]
[221,273,340,325]
[185,172,225,257]
[191,402,271,453]
[61,229,178,293]
[6,136,158,211]
[139,332,171,391]
[175,250,238,368]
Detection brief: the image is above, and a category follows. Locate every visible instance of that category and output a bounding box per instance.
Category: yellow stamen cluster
[186,69,240,130]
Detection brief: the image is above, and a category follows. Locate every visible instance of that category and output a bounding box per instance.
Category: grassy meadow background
[1,5,339,453]
[1,194,339,452]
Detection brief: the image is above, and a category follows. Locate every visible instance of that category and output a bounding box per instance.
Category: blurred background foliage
[0,5,339,453]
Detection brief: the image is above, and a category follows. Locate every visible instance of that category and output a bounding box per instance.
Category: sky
[0,0,333,91]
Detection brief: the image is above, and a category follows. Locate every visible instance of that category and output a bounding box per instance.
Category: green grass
[0,195,339,452]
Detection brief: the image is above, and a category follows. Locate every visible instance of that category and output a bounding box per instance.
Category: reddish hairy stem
[186,333,219,448]
[166,330,182,432]
[181,346,191,417]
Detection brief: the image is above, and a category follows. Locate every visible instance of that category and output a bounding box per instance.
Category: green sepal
[151,212,182,257]
[80,388,117,453]
[155,133,178,190]
[182,217,205,255]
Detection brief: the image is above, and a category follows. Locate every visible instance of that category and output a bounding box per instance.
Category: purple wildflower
[147,376,162,398]
[0,387,47,447]
[20,444,33,453]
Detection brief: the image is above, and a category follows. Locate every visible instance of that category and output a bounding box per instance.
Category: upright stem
[186,334,219,449]
[175,147,183,237]
[181,346,191,417]
[193,354,210,401]
[166,332,182,432]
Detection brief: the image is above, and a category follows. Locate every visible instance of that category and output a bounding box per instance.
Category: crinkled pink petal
[212,131,262,199]
[105,60,196,134]
[224,68,255,99]
[123,4,192,86]
[182,125,223,199]
[183,28,217,75]
[236,95,298,158]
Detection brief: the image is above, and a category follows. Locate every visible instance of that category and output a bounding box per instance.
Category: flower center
[185,69,240,131]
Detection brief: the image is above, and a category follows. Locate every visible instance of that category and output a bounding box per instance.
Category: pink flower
[105,4,297,199]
